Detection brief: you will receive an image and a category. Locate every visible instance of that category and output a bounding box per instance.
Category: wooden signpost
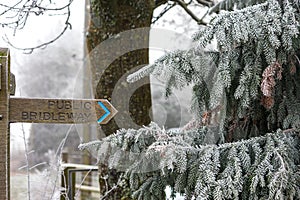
[9,98,117,124]
[0,48,11,200]
[0,48,117,200]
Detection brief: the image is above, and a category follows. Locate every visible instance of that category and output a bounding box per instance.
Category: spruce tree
[80,0,300,199]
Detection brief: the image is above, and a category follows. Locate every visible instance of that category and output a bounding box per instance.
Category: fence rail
[60,152,99,200]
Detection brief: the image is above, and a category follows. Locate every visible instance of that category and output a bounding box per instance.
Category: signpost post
[0,48,118,200]
[0,48,11,200]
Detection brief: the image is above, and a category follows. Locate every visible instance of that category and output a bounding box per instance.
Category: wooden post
[0,48,10,200]
[61,150,71,200]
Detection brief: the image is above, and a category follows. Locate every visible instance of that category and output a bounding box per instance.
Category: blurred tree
[20,37,83,168]
[86,2,154,198]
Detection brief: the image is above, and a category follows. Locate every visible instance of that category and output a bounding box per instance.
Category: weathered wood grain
[9,98,117,124]
[0,48,10,200]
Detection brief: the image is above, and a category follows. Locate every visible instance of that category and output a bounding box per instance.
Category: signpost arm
[0,48,10,200]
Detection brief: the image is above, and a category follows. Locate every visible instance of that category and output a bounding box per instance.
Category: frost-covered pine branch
[80,123,299,199]
[128,0,300,138]
[81,0,300,199]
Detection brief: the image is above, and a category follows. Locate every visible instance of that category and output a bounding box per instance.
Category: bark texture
[86,1,155,199]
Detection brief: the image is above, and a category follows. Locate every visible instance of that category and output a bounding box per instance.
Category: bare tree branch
[3,4,72,53]
[0,0,73,52]
[0,0,216,52]
[195,0,214,7]
[154,0,216,24]
[170,0,207,25]
[155,0,170,8]
[152,2,176,24]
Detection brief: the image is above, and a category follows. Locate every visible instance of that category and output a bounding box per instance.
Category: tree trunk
[86,1,154,199]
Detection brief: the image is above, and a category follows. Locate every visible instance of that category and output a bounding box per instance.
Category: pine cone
[260,61,282,97]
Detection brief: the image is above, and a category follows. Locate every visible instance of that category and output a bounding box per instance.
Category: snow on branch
[80,122,300,199]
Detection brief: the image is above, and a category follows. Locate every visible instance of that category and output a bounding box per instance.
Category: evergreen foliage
[81,0,300,199]
[80,124,300,199]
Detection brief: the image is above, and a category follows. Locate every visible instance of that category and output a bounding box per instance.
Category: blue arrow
[97,101,111,123]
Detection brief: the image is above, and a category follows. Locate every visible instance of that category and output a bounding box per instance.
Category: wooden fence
[60,152,99,200]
